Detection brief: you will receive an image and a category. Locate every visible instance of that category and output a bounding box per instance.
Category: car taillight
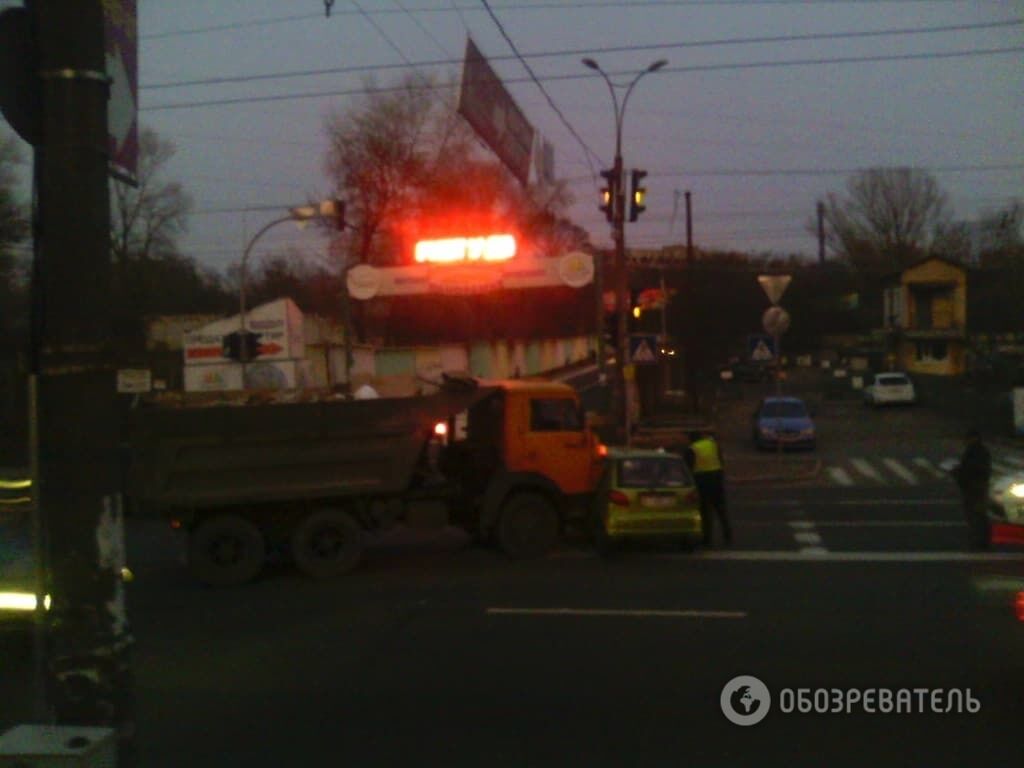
[609,490,630,507]
[1016,591,1024,622]
[596,443,608,458]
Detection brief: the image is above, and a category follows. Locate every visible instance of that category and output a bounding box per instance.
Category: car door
[516,395,593,495]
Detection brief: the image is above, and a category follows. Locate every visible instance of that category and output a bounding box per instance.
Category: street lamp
[582,57,667,443]
[237,200,344,384]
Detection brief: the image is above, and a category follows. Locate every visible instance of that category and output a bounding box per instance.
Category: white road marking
[827,467,854,486]
[912,458,947,479]
[882,458,918,485]
[743,520,963,528]
[799,546,829,555]
[675,551,1024,562]
[788,521,815,530]
[485,607,747,619]
[850,458,885,483]
[793,532,823,546]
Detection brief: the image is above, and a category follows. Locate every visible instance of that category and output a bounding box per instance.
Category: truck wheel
[188,515,266,587]
[498,493,559,559]
[292,509,362,579]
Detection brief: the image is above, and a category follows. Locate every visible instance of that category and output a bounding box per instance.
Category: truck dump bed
[127,383,498,513]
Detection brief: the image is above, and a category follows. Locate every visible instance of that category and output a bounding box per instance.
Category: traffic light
[223,330,262,362]
[599,168,618,223]
[629,169,647,222]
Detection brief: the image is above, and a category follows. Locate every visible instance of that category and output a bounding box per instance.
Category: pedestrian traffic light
[629,169,647,222]
[599,168,618,223]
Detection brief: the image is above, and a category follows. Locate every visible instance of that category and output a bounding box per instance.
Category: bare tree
[111,127,191,264]
[818,168,952,272]
[323,72,576,267]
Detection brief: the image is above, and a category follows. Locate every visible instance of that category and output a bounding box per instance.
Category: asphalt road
[3,384,1023,766]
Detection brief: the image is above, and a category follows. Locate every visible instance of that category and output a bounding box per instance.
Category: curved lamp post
[582,57,666,443]
[238,201,343,383]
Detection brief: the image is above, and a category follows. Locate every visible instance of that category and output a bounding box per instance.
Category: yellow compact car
[594,447,702,554]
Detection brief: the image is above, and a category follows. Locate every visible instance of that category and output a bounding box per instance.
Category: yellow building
[882,256,967,376]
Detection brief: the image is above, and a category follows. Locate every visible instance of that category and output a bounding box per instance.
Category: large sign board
[104,0,138,183]
[457,38,535,186]
[346,252,594,300]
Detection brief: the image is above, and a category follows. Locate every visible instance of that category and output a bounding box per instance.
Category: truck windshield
[530,398,582,431]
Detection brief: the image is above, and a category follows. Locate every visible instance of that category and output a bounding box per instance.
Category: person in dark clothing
[954,429,992,550]
[686,430,732,547]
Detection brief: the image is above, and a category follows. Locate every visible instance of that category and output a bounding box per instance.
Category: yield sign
[757,274,791,305]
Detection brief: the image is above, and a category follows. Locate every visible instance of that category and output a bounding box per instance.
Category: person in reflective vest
[686,430,732,547]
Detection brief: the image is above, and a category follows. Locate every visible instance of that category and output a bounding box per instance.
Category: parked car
[593,447,702,555]
[863,372,916,407]
[752,396,816,450]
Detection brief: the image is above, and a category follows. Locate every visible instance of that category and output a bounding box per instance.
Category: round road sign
[762,306,791,336]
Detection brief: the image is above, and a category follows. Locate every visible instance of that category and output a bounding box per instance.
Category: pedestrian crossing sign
[629,334,659,365]
[749,334,776,361]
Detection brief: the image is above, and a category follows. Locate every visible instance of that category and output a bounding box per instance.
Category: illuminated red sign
[414,235,516,264]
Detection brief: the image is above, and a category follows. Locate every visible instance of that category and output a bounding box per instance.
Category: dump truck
[126,375,606,585]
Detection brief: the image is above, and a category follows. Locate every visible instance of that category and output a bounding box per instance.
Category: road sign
[104,0,138,183]
[762,306,791,336]
[757,274,791,305]
[629,334,659,365]
[748,334,776,361]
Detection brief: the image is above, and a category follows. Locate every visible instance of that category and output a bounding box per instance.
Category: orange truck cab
[446,379,606,557]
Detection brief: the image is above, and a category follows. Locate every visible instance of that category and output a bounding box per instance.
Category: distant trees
[109,127,231,351]
[819,168,952,272]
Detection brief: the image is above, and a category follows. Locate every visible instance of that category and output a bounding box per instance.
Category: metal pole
[817,200,826,265]
[32,0,133,741]
[685,190,696,413]
[238,215,293,385]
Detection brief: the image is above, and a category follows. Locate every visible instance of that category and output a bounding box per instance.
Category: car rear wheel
[188,515,266,587]
[498,493,560,559]
[292,508,363,579]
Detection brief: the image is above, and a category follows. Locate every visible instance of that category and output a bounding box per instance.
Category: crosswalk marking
[850,458,884,483]
[882,458,918,485]
[818,452,1024,488]
[912,457,946,479]
[827,466,854,486]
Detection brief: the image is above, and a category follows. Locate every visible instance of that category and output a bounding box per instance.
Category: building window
[916,341,948,362]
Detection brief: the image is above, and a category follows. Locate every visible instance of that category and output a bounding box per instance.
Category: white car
[863,372,916,406]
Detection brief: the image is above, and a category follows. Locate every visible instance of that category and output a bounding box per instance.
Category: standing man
[687,429,732,547]
[954,428,992,550]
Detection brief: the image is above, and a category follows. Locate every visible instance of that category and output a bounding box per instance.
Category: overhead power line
[479,0,602,178]
[141,1,980,41]
[143,45,1024,112]
[143,19,1023,89]
[561,162,1024,183]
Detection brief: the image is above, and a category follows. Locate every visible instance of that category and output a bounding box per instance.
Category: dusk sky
[5,1,1023,273]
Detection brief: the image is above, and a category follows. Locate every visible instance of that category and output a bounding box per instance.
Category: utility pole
[31,0,134,749]
[817,200,826,265]
[684,190,697,413]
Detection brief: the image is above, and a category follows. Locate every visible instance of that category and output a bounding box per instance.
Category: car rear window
[617,457,692,488]
[760,401,808,418]
[877,374,910,386]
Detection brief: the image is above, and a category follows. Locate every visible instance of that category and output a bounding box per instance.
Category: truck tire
[188,515,266,587]
[291,509,362,579]
[498,493,559,559]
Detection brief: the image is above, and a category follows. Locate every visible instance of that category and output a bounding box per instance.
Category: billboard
[457,38,535,186]
[104,0,138,183]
